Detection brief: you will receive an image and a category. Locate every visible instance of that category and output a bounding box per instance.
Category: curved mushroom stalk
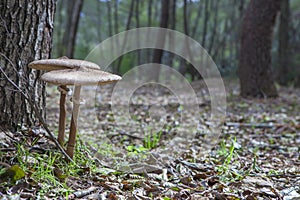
[41,67,121,159]
[66,85,81,159]
[57,85,69,146]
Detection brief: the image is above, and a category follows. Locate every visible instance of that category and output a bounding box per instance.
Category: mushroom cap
[41,67,122,86]
[28,58,100,71]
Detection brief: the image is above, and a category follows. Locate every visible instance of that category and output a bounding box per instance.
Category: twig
[108,131,143,140]
[225,122,283,128]
[0,162,11,168]
[68,186,102,199]
[0,148,16,152]
[0,64,75,164]
[266,173,300,178]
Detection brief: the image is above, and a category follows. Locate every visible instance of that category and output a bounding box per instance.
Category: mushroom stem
[66,85,82,159]
[57,85,68,146]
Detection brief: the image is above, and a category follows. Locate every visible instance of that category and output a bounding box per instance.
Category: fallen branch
[68,186,101,199]
[225,122,300,129]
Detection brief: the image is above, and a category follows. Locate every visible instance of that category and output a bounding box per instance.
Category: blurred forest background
[53,0,300,86]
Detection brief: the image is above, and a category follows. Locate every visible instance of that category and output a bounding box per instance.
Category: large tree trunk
[0,0,55,130]
[238,0,281,98]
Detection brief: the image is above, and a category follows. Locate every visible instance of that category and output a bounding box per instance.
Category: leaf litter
[0,80,299,199]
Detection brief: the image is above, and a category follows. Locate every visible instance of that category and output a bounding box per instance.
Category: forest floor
[0,79,300,199]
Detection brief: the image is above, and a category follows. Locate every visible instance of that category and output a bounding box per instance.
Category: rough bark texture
[0,0,55,130]
[238,0,281,98]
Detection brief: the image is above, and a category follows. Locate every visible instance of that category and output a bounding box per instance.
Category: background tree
[52,0,300,88]
[59,0,84,58]
[277,0,290,85]
[238,0,281,98]
[0,0,56,130]
[115,0,135,73]
[151,0,170,81]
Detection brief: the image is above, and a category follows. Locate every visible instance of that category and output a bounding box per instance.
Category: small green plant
[216,137,242,181]
[127,145,148,153]
[144,130,162,149]
[2,136,100,198]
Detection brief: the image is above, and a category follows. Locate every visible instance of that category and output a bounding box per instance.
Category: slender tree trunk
[113,0,119,35]
[277,0,290,85]
[55,0,67,57]
[113,0,119,62]
[147,0,153,27]
[116,0,135,73]
[238,0,281,98]
[235,0,245,68]
[212,19,229,60]
[135,0,141,66]
[154,0,160,24]
[107,0,113,37]
[201,0,209,48]
[166,0,176,81]
[146,0,153,63]
[151,0,170,81]
[0,0,55,131]
[96,1,102,41]
[191,2,202,38]
[107,0,116,71]
[61,0,84,58]
[181,0,196,80]
[208,0,219,55]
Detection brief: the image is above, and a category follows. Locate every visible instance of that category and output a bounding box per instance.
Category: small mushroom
[28,57,100,146]
[41,67,121,158]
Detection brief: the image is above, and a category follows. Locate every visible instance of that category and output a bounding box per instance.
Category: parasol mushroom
[41,67,121,158]
[28,57,100,146]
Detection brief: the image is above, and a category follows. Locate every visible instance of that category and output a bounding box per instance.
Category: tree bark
[60,0,84,58]
[96,1,103,41]
[201,0,209,48]
[116,0,135,73]
[151,0,170,81]
[166,0,176,68]
[0,0,55,130]
[191,2,202,38]
[113,0,119,35]
[106,0,115,71]
[146,0,153,63]
[135,0,141,66]
[147,0,153,27]
[277,0,290,85]
[208,0,219,55]
[107,0,113,37]
[55,0,67,57]
[181,0,197,80]
[238,0,281,98]
[113,0,119,56]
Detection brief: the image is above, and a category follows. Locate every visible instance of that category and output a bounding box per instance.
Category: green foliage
[216,137,243,182]
[143,130,162,149]
[1,139,100,198]
[52,0,300,81]
[0,165,25,183]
